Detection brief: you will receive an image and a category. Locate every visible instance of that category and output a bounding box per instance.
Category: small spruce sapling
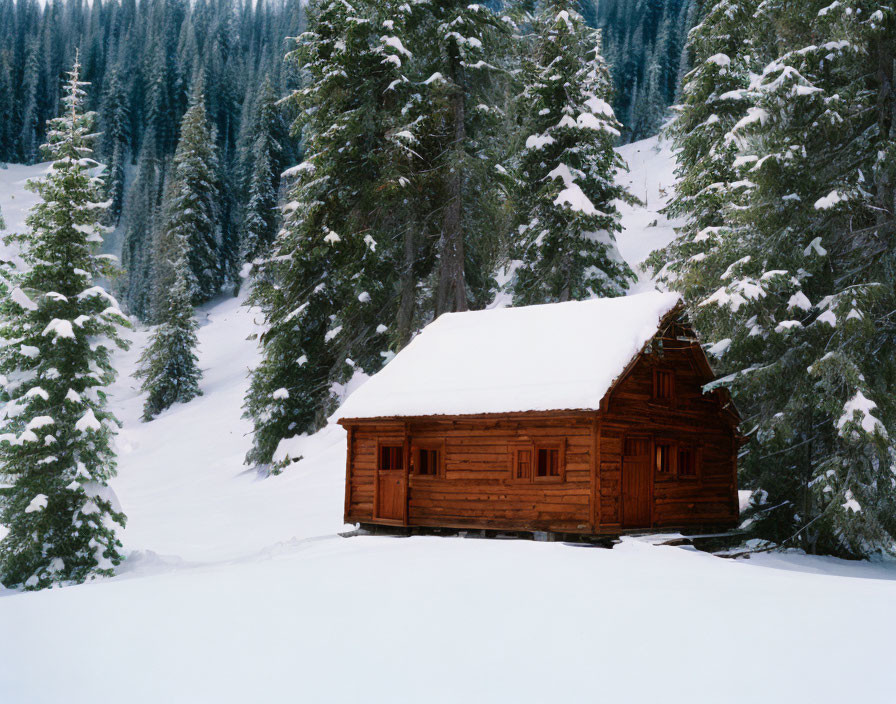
[135,243,202,421]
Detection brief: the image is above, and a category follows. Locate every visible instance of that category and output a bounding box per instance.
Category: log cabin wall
[344,414,597,533]
[598,335,739,530]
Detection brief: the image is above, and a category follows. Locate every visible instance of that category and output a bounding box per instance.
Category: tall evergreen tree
[120,133,165,321]
[154,85,223,313]
[654,0,896,557]
[99,61,130,223]
[238,78,286,266]
[511,3,634,304]
[18,37,40,163]
[0,59,129,590]
[650,0,755,300]
[135,245,202,421]
[244,0,407,468]
[407,0,509,314]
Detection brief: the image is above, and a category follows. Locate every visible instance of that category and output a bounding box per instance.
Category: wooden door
[375,443,407,523]
[622,437,651,528]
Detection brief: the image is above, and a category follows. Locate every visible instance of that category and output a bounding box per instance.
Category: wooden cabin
[335,292,740,536]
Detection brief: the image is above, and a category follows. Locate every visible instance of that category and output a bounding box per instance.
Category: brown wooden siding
[346,415,596,533]
[601,341,739,528]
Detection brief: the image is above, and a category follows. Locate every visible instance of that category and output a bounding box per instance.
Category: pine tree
[0,50,14,162]
[655,0,896,557]
[407,0,509,314]
[511,3,634,304]
[244,0,407,468]
[155,85,223,313]
[99,62,130,223]
[120,134,166,321]
[134,246,202,421]
[649,0,756,300]
[18,37,40,164]
[0,58,129,590]
[238,79,285,266]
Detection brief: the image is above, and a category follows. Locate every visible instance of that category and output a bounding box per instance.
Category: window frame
[508,443,533,482]
[377,439,406,472]
[653,438,701,481]
[676,443,700,481]
[508,439,566,483]
[533,441,565,483]
[652,367,675,405]
[654,439,676,478]
[410,439,445,479]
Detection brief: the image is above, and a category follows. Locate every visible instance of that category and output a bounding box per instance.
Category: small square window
[417,448,440,476]
[511,442,564,482]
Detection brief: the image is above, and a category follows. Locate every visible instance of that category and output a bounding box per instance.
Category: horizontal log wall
[600,340,739,528]
[346,416,596,533]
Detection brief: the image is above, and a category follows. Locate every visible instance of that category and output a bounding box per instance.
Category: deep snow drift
[1,140,895,704]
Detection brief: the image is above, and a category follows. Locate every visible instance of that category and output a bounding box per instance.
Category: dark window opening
[536,448,560,478]
[678,447,697,478]
[417,448,439,476]
[379,445,403,471]
[654,369,674,402]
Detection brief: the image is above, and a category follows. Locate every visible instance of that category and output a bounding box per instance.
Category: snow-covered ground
[615,134,681,292]
[1,141,895,703]
[0,162,47,268]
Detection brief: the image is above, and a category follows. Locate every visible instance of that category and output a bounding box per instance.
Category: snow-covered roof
[334,291,682,420]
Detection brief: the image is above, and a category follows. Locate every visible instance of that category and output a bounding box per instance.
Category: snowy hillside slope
[0,162,47,267]
[1,141,896,704]
[614,134,681,292]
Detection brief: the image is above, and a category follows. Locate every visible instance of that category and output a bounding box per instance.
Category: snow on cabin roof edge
[332,291,683,421]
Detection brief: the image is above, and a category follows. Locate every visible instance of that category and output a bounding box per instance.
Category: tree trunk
[436,50,469,316]
[396,222,417,350]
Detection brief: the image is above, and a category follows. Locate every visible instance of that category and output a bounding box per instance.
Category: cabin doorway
[375,443,407,523]
[622,437,651,528]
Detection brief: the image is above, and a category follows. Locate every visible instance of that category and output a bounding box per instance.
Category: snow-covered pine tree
[405,0,509,314]
[0,58,129,590]
[511,3,634,304]
[153,84,223,314]
[238,79,285,266]
[659,0,896,557]
[649,0,756,299]
[135,245,202,421]
[244,0,409,468]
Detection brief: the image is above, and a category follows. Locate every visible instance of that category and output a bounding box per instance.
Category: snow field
[0,139,895,703]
